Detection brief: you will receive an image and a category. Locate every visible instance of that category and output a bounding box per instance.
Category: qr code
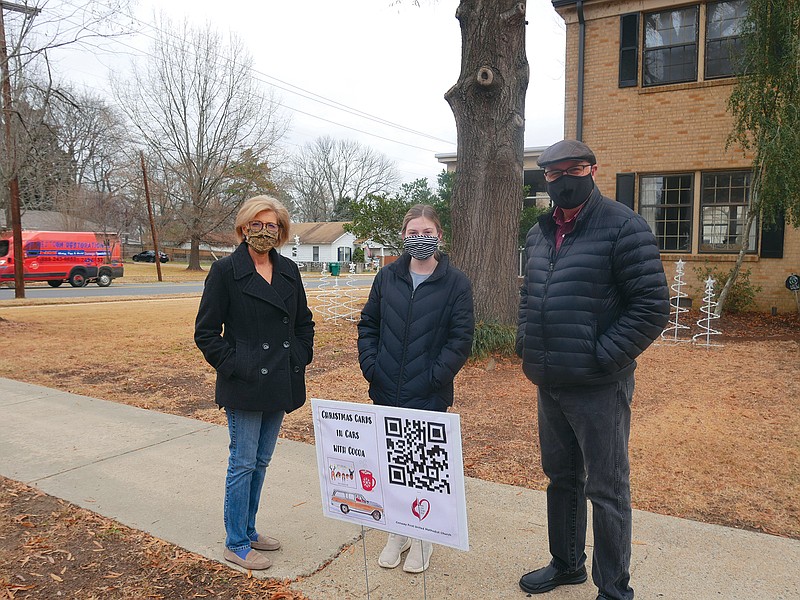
[384,417,450,494]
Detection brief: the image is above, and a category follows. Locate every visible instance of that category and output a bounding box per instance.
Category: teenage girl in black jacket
[357,203,474,574]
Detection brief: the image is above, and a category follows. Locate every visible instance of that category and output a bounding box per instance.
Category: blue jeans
[537,375,635,600]
[224,407,284,553]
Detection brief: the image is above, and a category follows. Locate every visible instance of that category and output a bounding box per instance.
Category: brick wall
[557,0,799,313]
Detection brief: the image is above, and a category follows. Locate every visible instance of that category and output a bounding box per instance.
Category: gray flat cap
[537,139,596,167]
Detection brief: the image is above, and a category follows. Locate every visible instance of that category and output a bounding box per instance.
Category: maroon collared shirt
[553,204,586,251]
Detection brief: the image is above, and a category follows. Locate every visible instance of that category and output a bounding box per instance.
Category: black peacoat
[194,243,314,413]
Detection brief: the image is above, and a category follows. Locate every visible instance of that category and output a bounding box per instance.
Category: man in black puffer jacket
[516,140,669,600]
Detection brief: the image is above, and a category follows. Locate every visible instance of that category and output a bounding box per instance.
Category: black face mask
[546,174,594,210]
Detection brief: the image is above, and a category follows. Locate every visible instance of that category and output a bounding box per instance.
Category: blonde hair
[401,204,442,236]
[234,195,291,246]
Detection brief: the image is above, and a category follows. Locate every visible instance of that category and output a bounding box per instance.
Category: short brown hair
[234,195,291,246]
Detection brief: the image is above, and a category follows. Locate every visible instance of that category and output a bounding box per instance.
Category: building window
[312,246,319,262]
[523,168,549,208]
[705,0,747,78]
[639,174,693,252]
[635,2,748,87]
[700,171,755,252]
[643,6,699,86]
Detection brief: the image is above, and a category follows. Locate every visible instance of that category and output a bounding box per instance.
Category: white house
[361,239,393,264]
[280,222,357,264]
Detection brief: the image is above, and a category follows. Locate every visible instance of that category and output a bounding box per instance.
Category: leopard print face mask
[245,229,279,254]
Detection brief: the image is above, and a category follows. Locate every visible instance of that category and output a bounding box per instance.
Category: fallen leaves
[102,571,123,579]
[1,476,313,599]
[0,300,797,598]
[11,514,35,528]
[0,581,37,596]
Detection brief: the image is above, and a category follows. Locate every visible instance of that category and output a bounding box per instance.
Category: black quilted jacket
[516,187,670,387]
[357,253,474,412]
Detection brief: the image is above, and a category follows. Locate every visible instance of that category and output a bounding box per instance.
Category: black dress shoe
[519,564,588,594]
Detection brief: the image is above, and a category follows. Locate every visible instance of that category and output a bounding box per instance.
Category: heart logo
[411,498,431,521]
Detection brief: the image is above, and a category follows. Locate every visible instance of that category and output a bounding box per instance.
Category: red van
[0,230,124,287]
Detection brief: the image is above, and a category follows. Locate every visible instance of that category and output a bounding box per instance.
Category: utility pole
[139,151,163,282]
[0,1,40,299]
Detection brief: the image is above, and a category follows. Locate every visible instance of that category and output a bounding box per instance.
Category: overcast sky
[50,0,567,185]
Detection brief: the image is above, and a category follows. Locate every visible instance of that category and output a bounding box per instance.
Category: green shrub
[471,321,517,358]
[692,264,762,313]
[519,205,548,247]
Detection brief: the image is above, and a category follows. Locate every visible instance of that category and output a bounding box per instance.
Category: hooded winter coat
[516,186,670,387]
[194,243,314,413]
[357,253,474,412]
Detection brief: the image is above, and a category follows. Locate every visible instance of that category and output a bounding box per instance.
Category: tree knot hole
[477,67,494,87]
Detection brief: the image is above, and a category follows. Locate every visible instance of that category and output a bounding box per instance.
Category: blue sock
[249,532,259,542]
[232,547,250,560]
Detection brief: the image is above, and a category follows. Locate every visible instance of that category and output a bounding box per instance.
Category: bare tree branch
[289,135,399,222]
[111,16,288,269]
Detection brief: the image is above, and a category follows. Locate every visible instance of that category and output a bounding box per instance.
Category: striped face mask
[403,235,439,260]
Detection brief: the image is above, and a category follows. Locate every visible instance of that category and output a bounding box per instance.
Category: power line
[53,0,456,151]
[12,2,452,183]
[248,70,454,146]
[50,14,453,181]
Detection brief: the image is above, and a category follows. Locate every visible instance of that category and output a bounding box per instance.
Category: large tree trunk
[445,1,528,325]
[188,235,202,271]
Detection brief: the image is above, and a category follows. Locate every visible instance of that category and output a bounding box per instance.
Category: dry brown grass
[118,261,210,283]
[0,294,798,598]
[117,261,331,284]
[0,295,797,540]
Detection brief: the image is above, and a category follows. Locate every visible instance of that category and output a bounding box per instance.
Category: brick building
[553,0,798,312]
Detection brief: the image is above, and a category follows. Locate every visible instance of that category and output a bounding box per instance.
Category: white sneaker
[378,533,411,568]
[403,539,433,573]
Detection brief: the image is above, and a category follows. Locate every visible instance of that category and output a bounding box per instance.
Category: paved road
[0,281,206,299]
[0,276,373,300]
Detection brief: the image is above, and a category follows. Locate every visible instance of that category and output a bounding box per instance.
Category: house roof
[0,210,103,233]
[288,222,352,244]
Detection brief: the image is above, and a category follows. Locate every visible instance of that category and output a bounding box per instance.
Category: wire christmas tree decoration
[692,276,723,348]
[314,263,362,324]
[661,259,691,343]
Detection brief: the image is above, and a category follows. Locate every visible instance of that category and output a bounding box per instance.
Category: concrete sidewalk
[1,377,798,599]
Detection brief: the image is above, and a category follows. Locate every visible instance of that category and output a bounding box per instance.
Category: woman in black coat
[195,196,314,571]
[358,203,474,574]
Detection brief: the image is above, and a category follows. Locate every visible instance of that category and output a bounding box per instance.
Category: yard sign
[311,398,469,551]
